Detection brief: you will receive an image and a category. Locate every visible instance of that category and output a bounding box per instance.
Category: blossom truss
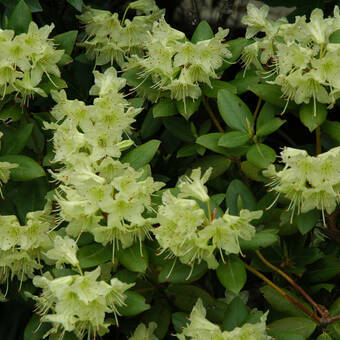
[241,4,340,114]
[153,168,262,272]
[264,146,340,224]
[125,18,232,104]
[0,22,64,104]
[176,299,271,340]
[30,267,133,338]
[0,202,55,288]
[46,66,164,259]
[77,0,163,67]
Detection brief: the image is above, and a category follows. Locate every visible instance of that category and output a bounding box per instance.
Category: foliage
[0,0,339,339]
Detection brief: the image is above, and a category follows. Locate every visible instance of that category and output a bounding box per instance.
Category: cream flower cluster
[176,299,271,340]
[154,169,262,270]
[126,19,231,103]
[0,22,63,104]
[0,203,54,287]
[77,0,163,67]
[46,67,163,257]
[78,0,232,105]
[242,4,340,114]
[264,147,340,223]
[31,267,133,338]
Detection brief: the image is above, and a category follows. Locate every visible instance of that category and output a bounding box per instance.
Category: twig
[316,126,321,155]
[202,96,224,133]
[255,250,324,317]
[244,263,321,323]
[253,97,262,121]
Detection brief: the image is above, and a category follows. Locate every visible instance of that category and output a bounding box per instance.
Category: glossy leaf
[223,297,249,331]
[0,155,44,181]
[295,210,320,234]
[153,99,177,118]
[256,118,286,137]
[191,20,214,43]
[299,102,327,132]
[218,131,250,148]
[246,143,276,169]
[226,179,257,215]
[121,140,160,169]
[268,317,316,339]
[8,0,32,34]
[117,243,149,273]
[117,291,150,316]
[239,229,279,250]
[322,120,340,143]
[190,155,231,179]
[1,124,33,155]
[66,0,83,11]
[78,243,112,268]
[202,80,237,98]
[217,89,254,133]
[176,98,201,119]
[216,256,247,294]
[53,30,78,55]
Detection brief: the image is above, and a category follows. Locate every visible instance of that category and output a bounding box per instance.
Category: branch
[202,96,224,133]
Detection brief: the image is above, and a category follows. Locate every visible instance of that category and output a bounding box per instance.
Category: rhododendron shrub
[0,0,339,339]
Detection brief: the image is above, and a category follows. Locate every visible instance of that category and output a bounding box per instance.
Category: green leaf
[117,291,150,316]
[202,80,237,98]
[299,102,328,132]
[6,178,47,223]
[140,109,162,139]
[53,30,78,55]
[8,0,32,34]
[216,256,247,294]
[230,67,261,95]
[316,333,333,340]
[66,0,83,11]
[268,317,316,338]
[226,179,256,215]
[165,284,227,323]
[158,261,208,284]
[240,161,266,182]
[78,243,112,269]
[270,333,305,340]
[304,256,340,283]
[39,76,67,95]
[308,284,335,295]
[249,84,298,111]
[223,297,249,331]
[153,99,177,118]
[256,102,278,127]
[191,21,214,43]
[218,131,250,148]
[162,117,195,142]
[142,301,171,339]
[329,29,340,43]
[1,123,33,155]
[0,155,44,181]
[121,140,160,169]
[176,144,198,158]
[172,312,189,334]
[0,0,42,12]
[117,243,148,273]
[24,315,51,340]
[217,89,254,133]
[260,285,313,318]
[191,155,231,180]
[295,210,320,234]
[0,103,23,122]
[246,143,276,169]
[322,120,340,143]
[256,118,286,137]
[176,98,201,119]
[239,229,278,250]
[196,133,231,155]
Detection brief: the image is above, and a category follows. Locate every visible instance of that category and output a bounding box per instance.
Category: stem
[255,250,324,317]
[245,263,321,323]
[121,4,130,25]
[316,126,321,155]
[253,97,262,120]
[202,96,224,133]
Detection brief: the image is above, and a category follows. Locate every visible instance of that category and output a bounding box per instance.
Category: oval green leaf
[218,131,250,148]
[117,243,149,273]
[246,143,276,169]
